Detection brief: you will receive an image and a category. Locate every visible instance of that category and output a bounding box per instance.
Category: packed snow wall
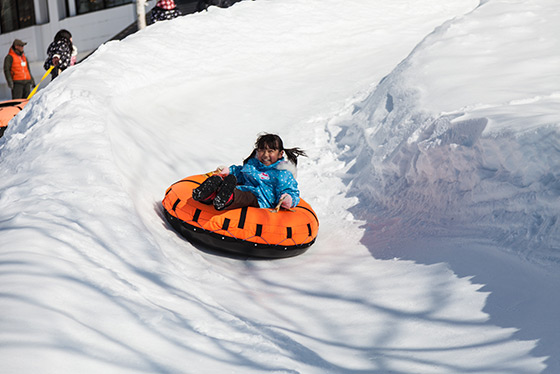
[333,0,560,267]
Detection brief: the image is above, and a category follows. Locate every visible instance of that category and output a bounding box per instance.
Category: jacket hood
[276,159,297,178]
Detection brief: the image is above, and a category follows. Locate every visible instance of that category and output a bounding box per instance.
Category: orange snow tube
[0,99,28,138]
[162,174,319,258]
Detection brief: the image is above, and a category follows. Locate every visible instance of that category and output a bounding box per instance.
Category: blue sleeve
[277,171,300,207]
[229,165,243,181]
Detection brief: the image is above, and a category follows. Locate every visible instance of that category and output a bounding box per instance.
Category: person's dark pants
[224,189,259,210]
[11,81,32,99]
[193,175,260,210]
[51,67,61,80]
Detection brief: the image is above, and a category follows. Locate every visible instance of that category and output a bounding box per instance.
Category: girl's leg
[214,175,259,211]
[224,190,259,210]
[192,175,222,204]
[213,175,238,210]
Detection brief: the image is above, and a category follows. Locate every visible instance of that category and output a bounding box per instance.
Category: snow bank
[333,0,560,267]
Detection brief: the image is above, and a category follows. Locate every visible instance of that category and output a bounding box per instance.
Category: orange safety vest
[8,48,32,81]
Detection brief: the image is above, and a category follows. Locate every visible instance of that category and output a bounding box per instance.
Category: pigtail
[283,147,307,166]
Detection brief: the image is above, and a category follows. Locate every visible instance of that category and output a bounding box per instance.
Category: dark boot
[213,174,237,211]
[192,175,222,204]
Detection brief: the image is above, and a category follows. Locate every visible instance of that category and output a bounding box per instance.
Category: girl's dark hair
[54,29,72,43]
[243,133,307,165]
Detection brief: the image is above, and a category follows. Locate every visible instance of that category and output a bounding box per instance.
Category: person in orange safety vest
[3,39,35,99]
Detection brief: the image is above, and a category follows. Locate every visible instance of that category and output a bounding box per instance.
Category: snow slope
[1,0,559,373]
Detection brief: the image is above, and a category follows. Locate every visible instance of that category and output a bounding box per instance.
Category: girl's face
[256,146,283,166]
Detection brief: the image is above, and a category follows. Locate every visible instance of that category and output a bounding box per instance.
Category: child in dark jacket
[193,133,306,211]
[44,29,73,79]
[150,0,182,23]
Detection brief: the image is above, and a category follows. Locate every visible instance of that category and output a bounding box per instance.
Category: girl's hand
[280,193,293,209]
[217,165,229,177]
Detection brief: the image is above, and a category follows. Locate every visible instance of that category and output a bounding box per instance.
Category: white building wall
[1,0,139,99]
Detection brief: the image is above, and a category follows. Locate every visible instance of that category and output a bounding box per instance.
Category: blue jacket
[229,157,300,209]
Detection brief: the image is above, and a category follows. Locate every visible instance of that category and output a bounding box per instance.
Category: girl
[193,133,306,211]
[44,29,73,79]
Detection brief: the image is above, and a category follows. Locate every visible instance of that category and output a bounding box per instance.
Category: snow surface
[1,0,559,373]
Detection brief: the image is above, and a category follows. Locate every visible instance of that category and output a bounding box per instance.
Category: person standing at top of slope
[150,0,182,23]
[192,133,306,211]
[44,29,73,80]
[3,39,35,99]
